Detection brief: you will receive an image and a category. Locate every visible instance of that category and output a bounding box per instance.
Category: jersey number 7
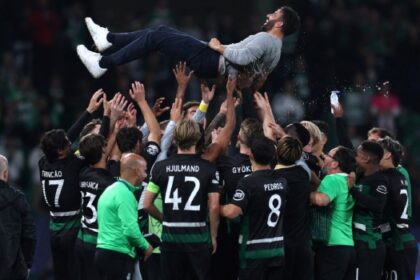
[42,179,64,208]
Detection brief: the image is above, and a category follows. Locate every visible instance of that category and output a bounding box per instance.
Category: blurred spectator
[371,85,401,137]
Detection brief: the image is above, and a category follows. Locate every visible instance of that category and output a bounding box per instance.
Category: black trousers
[95,248,136,280]
[239,266,284,280]
[314,245,355,280]
[210,223,239,280]
[101,25,220,79]
[145,254,161,280]
[161,249,211,280]
[75,240,101,280]
[353,240,386,280]
[50,228,80,280]
[284,244,314,280]
[382,246,418,280]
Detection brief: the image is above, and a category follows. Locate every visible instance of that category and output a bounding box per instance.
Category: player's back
[276,166,311,247]
[233,169,287,268]
[149,153,219,252]
[38,154,85,233]
[79,167,115,243]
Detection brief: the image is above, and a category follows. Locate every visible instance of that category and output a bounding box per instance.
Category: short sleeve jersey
[147,154,219,252]
[78,167,115,244]
[381,168,416,250]
[217,153,252,201]
[38,153,86,234]
[231,169,287,268]
[352,171,388,248]
[318,173,355,246]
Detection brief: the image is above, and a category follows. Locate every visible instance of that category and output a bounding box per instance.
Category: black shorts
[94,248,136,280]
[75,240,100,280]
[50,228,80,280]
[382,245,418,280]
[284,244,314,280]
[353,240,386,280]
[238,265,284,280]
[161,249,211,280]
[314,245,355,280]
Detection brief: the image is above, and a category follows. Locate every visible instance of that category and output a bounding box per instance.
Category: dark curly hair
[40,129,71,162]
[116,127,143,153]
[280,6,301,36]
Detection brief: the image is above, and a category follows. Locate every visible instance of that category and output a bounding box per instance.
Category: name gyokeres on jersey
[232,165,252,174]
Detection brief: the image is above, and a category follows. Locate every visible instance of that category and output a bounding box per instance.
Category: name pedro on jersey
[264,182,284,191]
[42,170,63,178]
[166,165,200,173]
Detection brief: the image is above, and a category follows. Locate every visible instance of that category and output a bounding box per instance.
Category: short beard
[261,19,276,31]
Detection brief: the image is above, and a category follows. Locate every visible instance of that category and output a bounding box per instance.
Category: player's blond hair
[174,120,202,150]
[300,120,323,146]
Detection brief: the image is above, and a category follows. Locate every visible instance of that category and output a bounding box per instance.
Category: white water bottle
[330,91,340,113]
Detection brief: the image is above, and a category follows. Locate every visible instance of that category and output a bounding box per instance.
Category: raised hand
[173,61,194,89]
[253,91,269,111]
[201,83,216,104]
[170,98,183,123]
[208,38,223,53]
[129,81,146,104]
[331,102,344,118]
[126,103,137,127]
[152,97,170,117]
[87,89,105,113]
[219,97,240,114]
[110,92,127,123]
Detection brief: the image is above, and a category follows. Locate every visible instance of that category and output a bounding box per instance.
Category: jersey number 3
[165,176,201,211]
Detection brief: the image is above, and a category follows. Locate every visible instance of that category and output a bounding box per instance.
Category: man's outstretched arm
[209,35,266,66]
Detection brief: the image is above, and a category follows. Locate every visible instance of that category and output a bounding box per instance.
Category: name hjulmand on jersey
[166,165,200,173]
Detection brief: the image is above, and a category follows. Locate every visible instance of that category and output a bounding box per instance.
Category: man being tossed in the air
[77,7,300,89]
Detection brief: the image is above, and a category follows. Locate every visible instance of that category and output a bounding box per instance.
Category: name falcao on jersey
[42,170,63,178]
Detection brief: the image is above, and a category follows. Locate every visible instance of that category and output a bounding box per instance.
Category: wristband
[198,101,209,113]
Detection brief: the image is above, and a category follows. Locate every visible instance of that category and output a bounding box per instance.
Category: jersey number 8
[267,194,282,227]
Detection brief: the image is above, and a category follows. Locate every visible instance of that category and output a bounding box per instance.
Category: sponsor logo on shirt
[233,189,245,201]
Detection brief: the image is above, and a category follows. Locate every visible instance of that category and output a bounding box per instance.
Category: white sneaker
[85,17,113,52]
[76,45,107,78]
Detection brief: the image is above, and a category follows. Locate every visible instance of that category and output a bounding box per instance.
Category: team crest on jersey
[147,145,159,156]
[233,189,245,201]
[376,185,387,194]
